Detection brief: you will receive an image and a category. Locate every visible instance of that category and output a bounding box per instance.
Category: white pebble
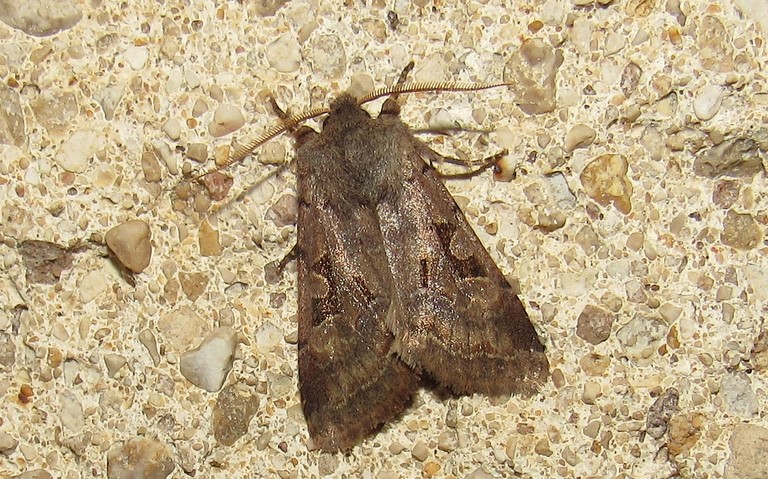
[123,46,148,70]
[180,327,240,392]
[693,84,725,121]
[208,104,245,137]
[266,33,301,73]
[564,124,596,152]
[162,118,181,140]
[79,269,108,303]
[255,321,283,353]
[55,129,105,173]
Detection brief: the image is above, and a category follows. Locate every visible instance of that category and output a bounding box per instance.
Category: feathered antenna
[191,79,511,181]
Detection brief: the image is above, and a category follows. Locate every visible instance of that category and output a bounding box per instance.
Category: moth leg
[422,145,509,179]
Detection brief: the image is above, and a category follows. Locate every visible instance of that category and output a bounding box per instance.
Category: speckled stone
[212,383,259,446]
[726,424,768,479]
[580,154,633,214]
[106,437,174,479]
[575,305,615,345]
[0,0,82,36]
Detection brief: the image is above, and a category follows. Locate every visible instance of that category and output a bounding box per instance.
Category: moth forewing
[209,79,549,452]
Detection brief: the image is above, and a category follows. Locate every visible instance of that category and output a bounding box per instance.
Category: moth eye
[294,125,317,148]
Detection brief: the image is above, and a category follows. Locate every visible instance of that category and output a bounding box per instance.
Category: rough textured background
[1,1,767,478]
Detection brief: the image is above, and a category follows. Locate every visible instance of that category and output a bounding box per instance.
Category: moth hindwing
[291,91,549,452]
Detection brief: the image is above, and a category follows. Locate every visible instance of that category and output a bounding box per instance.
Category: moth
[212,69,550,452]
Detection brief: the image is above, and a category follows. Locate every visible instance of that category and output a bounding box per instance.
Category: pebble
[751,330,768,371]
[465,468,495,479]
[645,388,679,439]
[93,84,125,121]
[437,430,458,452]
[423,462,441,477]
[106,438,174,479]
[158,306,209,352]
[310,34,346,78]
[202,172,233,201]
[266,33,301,73]
[105,220,152,273]
[667,413,703,457]
[208,104,245,137]
[266,194,298,227]
[212,383,259,446]
[162,118,181,140]
[579,154,633,214]
[712,179,740,208]
[179,326,240,392]
[255,321,283,353]
[317,454,339,476]
[199,220,222,257]
[697,16,734,72]
[0,87,24,147]
[186,143,208,163]
[720,373,759,418]
[535,438,553,456]
[19,240,74,284]
[581,381,602,404]
[59,390,84,433]
[138,329,161,366]
[0,431,18,454]
[136,155,161,188]
[693,84,724,121]
[620,62,642,98]
[123,45,148,70]
[10,471,53,479]
[726,424,768,479]
[178,271,208,301]
[152,139,178,175]
[104,353,127,378]
[579,353,610,375]
[720,210,762,250]
[411,441,429,461]
[615,316,667,366]
[0,0,82,36]
[79,269,108,303]
[694,138,764,177]
[55,129,106,173]
[575,305,615,345]
[504,38,561,114]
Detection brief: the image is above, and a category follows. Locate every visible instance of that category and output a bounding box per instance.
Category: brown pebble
[202,171,233,201]
[19,240,75,284]
[721,210,762,249]
[179,271,209,301]
[105,220,152,273]
[212,383,259,446]
[19,384,33,404]
[576,305,615,345]
[199,220,222,256]
[580,154,633,214]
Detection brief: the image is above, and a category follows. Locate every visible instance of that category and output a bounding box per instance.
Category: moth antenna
[191,106,330,181]
[357,80,513,106]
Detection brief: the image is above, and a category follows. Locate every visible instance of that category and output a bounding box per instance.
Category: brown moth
[215,72,550,452]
